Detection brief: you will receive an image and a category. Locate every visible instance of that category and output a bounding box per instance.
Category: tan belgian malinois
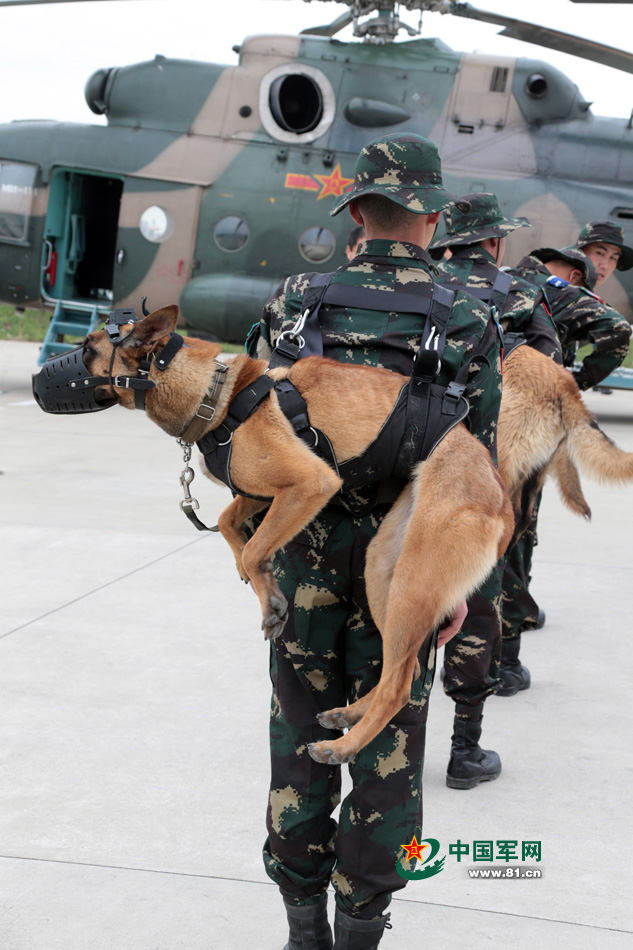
[72,306,633,764]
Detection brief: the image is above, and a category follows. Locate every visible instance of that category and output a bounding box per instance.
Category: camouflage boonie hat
[531,245,598,291]
[573,220,633,271]
[330,133,470,218]
[430,193,530,249]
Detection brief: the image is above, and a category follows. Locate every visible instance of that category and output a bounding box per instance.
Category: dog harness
[195,273,493,501]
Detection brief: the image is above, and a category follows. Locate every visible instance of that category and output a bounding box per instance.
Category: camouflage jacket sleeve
[449,290,503,467]
[548,286,632,389]
[501,281,563,364]
[250,275,297,360]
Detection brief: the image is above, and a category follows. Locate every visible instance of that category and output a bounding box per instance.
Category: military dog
[497,344,633,531]
[67,305,513,765]
[40,306,633,764]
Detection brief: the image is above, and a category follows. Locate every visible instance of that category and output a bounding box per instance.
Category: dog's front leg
[217,495,270,582]
[241,467,342,640]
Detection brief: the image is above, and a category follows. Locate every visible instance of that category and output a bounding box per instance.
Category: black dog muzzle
[32,305,183,414]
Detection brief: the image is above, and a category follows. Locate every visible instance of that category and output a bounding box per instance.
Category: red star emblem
[401,835,428,862]
[314,164,354,200]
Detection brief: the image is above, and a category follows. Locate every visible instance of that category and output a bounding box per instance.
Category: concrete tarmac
[1,339,632,949]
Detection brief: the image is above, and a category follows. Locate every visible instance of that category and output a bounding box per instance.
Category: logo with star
[401,834,429,863]
[314,164,354,200]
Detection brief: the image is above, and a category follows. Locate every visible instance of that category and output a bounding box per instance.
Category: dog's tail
[546,445,591,520]
[558,388,633,491]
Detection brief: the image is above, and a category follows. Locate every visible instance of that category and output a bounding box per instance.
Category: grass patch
[0,305,245,352]
[0,305,50,342]
[2,304,631,364]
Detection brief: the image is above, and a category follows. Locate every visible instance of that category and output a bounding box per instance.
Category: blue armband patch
[546,276,569,288]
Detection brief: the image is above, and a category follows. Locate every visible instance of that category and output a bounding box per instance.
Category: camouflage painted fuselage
[1,33,632,340]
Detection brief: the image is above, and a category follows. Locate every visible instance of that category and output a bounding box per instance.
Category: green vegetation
[1,304,631,365]
[0,305,50,342]
[0,304,244,352]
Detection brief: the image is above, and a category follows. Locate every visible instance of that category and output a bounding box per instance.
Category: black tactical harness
[457,269,526,362]
[196,272,492,501]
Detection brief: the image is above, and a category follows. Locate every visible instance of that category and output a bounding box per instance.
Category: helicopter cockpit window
[299,227,335,264]
[0,162,36,243]
[260,64,335,145]
[214,216,249,252]
[139,206,174,243]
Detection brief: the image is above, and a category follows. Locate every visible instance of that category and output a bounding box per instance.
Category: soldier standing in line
[501,244,631,689]
[428,194,562,791]
[572,220,633,289]
[512,244,631,391]
[249,134,502,950]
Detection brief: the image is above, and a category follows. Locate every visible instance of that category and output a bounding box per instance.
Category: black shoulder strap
[463,270,512,316]
[489,269,513,315]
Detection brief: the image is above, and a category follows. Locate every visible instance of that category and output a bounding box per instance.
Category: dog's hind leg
[317,483,416,731]
[309,429,513,765]
[217,495,270,583]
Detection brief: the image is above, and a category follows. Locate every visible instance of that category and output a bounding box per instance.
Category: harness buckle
[276,329,306,351]
[112,375,131,388]
[196,403,216,421]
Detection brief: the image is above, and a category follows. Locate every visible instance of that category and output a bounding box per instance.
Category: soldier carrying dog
[249,133,503,950]
[501,237,632,679]
[427,193,564,790]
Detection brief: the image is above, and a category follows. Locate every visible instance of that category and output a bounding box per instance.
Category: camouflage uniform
[505,245,632,640]
[432,194,562,362]
[428,194,557,715]
[511,248,631,391]
[251,137,502,920]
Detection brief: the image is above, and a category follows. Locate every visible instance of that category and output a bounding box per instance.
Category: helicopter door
[111,178,202,311]
[42,169,123,304]
[436,54,535,176]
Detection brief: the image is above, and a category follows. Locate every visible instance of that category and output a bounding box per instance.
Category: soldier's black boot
[282,893,333,950]
[446,713,501,790]
[333,907,391,949]
[497,637,531,697]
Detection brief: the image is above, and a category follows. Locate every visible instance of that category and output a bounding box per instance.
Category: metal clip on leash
[177,439,219,532]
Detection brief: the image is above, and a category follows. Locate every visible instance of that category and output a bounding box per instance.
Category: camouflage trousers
[442,562,503,716]
[263,504,436,920]
[501,492,543,641]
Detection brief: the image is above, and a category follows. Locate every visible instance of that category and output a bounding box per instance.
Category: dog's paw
[235,562,250,584]
[317,710,350,730]
[261,593,288,640]
[307,741,354,766]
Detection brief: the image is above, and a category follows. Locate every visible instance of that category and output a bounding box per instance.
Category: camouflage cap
[573,220,633,271]
[330,133,470,218]
[430,193,530,249]
[531,245,598,291]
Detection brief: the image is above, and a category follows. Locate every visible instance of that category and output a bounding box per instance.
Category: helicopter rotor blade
[448,1,633,75]
[300,10,354,37]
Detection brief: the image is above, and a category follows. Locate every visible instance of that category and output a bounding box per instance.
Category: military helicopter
[2,0,633,361]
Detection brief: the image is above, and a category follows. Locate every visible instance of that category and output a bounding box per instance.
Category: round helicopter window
[299,227,335,263]
[214,216,250,252]
[260,63,336,145]
[525,73,548,99]
[139,206,174,243]
[269,74,323,134]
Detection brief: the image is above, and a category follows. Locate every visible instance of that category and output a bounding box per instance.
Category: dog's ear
[123,305,179,353]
